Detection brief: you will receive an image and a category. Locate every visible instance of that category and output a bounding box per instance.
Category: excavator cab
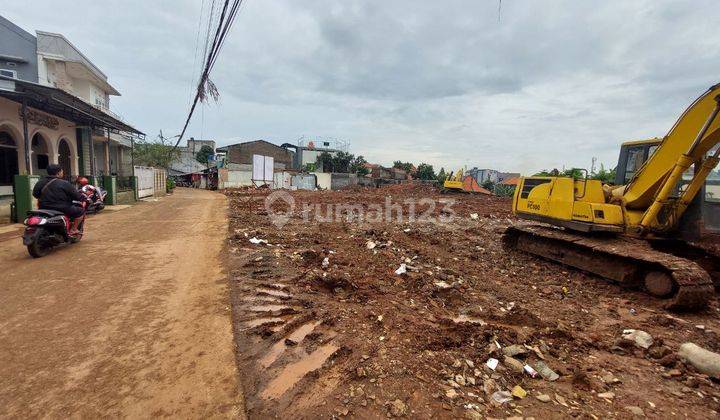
[615,139,720,237]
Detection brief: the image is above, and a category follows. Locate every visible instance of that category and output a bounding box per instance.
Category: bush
[166,177,176,193]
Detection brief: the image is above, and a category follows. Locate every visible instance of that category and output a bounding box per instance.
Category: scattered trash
[486,358,499,370]
[470,213,479,220]
[395,264,407,275]
[465,359,475,368]
[366,241,377,250]
[249,237,267,245]
[403,228,411,233]
[389,399,407,417]
[625,406,645,417]
[678,342,720,377]
[491,390,513,404]
[523,364,538,378]
[535,361,559,381]
[555,394,568,407]
[503,356,525,373]
[536,394,552,403]
[597,391,615,400]
[502,344,527,357]
[511,385,527,399]
[446,389,458,399]
[322,257,330,269]
[622,329,653,349]
[433,281,453,290]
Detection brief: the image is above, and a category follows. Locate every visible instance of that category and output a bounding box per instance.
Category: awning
[0,74,143,137]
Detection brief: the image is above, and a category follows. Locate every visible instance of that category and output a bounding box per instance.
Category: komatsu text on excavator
[504,83,720,310]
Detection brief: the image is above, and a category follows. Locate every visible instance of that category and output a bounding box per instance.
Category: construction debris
[225,184,720,419]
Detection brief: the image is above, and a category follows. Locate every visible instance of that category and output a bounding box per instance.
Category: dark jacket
[32,176,85,211]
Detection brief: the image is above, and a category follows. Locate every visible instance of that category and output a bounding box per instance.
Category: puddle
[260,343,339,400]
[259,320,322,368]
[248,304,291,312]
[255,287,292,298]
[452,315,487,325]
[243,317,285,328]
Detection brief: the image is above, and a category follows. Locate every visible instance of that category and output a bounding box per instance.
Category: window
[0,69,18,79]
[624,147,645,183]
[0,132,18,186]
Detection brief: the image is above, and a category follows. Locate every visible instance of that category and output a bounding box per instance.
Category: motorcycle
[82,185,107,213]
[23,201,87,258]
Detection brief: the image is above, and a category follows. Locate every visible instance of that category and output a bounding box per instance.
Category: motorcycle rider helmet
[77,177,89,186]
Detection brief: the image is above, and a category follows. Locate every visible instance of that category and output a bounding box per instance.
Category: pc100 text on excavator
[504,82,720,310]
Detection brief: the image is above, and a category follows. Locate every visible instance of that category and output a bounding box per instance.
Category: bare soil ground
[226,183,720,419]
[0,188,243,418]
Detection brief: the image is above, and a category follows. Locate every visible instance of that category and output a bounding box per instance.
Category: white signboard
[264,156,274,182]
[252,154,275,184]
[252,154,265,181]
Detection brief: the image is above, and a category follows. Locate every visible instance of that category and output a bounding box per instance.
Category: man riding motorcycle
[32,164,87,235]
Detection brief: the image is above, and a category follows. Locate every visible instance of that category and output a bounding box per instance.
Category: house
[218,140,293,170]
[0,15,142,222]
[280,139,344,171]
[168,137,216,180]
[466,168,520,185]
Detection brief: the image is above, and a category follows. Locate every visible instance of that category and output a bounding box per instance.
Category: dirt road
[0,188,244,418]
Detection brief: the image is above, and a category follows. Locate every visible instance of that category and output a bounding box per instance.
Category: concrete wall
[330,173,358,190]
[313,172,332,190]
[0,15,38,82]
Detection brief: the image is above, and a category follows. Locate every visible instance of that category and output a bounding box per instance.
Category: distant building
[168,137,216,177]
[217,140,293,170]
[466,168,519,185]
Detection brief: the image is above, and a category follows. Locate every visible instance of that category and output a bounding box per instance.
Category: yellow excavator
[443,168,491,194]
[504,82,720,310]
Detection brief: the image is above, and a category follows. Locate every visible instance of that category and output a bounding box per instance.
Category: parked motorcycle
[82,185,107,213]
[23,201,87,258]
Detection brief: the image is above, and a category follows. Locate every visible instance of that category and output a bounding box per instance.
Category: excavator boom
[503,83,720,310]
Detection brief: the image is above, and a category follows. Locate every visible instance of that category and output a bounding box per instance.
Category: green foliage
[316,151,369,175]
[415,163,436,180]
[534,164,616,184]
[350,155,370,176]
[481,179,495,191]
[303,163,316,172]
[316,151,334,172]
[590,164,616,184]
[494,184,515,197]
[195,145,215,164]
[166,177,176,192]
[133,136,181,168]
[436,167,447,184]
[393,161,414,172]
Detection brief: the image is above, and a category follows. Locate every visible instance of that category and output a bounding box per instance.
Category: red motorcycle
[23,201,87,258]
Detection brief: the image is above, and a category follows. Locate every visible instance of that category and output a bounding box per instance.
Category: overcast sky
[4,1,719,173]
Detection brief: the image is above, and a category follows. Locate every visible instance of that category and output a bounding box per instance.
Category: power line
[171,0,245,154]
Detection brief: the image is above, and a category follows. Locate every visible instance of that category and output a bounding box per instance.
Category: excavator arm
[623,83,720,232]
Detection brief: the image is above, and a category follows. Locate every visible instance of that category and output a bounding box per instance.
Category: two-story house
[0,15,142,222]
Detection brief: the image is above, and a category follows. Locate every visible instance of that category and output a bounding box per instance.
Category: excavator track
[503,224,715,310]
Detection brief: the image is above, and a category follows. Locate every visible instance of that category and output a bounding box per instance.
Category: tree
[350,155,369,176]
[133,135,181,168]
[316,151,368,175]
[590,163,616,184]
[331,151,354,173]
[534,165,617,184]
[482,179,495,192]
[195,145,215,165]
[437,167,447,184]
[415,163,436,180]
[393,161,414,172]
[316,151,334,172]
